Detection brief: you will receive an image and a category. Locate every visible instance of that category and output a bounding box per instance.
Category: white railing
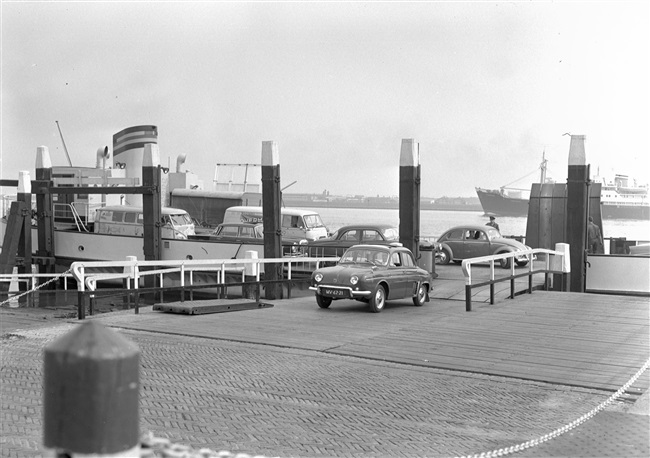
[70,256,337,293]
[460,245,570,311]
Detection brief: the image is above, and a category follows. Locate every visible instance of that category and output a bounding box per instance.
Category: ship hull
[475,188,529,217]
[601,204,650,220]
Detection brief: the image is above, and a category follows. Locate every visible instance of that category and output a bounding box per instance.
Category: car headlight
[350,275,359,285]
[314,273,323,282]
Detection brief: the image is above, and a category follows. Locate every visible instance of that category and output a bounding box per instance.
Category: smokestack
[95,146,110,169]
[176,154,187,173]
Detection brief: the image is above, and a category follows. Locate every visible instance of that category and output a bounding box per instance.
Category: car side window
[390,252,401,267]
[444,229,463,241]
[342,230,358,241]
[221,226,238,236]
[240,226,254,237]
[401,252,415,267]
[362,230,381,241]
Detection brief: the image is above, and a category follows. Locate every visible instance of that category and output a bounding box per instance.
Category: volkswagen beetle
[436,225,531,268]
[309,243,434,313]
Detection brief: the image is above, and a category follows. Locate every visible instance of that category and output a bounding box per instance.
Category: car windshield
[382,228,399,240]
[486,228,501,239]
[169,213,193,226]
[304,214,326,229]
[340,248,389,266]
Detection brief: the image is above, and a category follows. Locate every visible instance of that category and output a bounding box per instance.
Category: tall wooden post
[261,141,282,300]
[566,135,589,292]
[17,171,33,297]
[142,144,162,262]
[399,139,421,260]
[35,146,55,275]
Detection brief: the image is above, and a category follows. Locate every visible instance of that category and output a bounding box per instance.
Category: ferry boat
[0,125,309,268]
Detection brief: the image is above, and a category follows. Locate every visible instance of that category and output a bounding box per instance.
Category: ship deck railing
[461,247,569,312]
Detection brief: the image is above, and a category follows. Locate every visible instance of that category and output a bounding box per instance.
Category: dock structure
[1,263,648,457]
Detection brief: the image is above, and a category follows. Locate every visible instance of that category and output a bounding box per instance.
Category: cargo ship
[476,155,649,220]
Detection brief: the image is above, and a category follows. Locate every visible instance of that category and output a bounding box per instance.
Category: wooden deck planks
[88,267,649,394]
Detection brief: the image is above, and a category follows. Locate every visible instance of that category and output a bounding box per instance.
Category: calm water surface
[308,207,650,242]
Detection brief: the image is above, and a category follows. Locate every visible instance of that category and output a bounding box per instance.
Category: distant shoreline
[282,199,483,213]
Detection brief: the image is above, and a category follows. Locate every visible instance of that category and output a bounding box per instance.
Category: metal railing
[461,247,570,312]
[69,255,337,319]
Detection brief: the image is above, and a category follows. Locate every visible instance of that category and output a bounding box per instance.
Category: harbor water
[308,207,650,244]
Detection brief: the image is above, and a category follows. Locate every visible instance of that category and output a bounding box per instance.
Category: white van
[93,205,196,239]
[222,206,328,241]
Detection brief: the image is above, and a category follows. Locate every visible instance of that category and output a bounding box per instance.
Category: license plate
[322,288,348,297]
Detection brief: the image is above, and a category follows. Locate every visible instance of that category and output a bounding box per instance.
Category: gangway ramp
[153,299,273,315]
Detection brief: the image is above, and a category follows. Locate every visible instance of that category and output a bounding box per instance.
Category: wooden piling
[399,139,421,260]
[261,141,282,300]
[566,135,589,292]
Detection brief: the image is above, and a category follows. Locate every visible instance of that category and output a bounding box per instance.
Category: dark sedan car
[309,243,434,313]
[305,224,400,257]
[437,224,531,268]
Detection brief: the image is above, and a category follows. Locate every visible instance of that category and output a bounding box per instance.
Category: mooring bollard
[43,321,140,457]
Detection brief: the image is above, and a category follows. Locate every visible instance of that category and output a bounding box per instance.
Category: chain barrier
[0,269,73,308]
[455,357,650,458]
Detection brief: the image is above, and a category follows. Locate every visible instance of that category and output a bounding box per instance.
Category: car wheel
[516,259,529,267]
[499,256,511,269]
[413,283,427,307]
[369,284,386,313]
[316,294,332,309]
[438,247,451,265]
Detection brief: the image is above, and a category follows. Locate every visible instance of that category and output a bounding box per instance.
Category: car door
[463,229,490,259]
[386,251,407,298]
[396,251,420,298]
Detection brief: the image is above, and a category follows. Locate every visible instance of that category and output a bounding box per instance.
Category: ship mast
[540,150,547,183]
[55,121,73,167]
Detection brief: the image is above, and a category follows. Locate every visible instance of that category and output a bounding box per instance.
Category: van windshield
[303,214,326,229]
[169,213,193,226]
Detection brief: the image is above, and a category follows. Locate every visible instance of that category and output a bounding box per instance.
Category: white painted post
[244,251,259,300]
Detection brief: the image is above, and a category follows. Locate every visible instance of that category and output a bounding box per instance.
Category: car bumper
[309,285,371,299]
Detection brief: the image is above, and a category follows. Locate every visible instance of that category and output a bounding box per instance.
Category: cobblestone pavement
[2,320,647,458]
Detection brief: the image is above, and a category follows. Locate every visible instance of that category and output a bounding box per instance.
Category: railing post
[43,321,140,457]
[465,284,472,312]
[244,251,259,300]
[77,291,86,320]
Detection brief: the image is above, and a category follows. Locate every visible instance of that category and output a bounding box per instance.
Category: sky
[1,0,649,198]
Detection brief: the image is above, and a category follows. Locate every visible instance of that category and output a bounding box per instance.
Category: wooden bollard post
[261,141,282,300]
[399,139,421,261]
[566,135,588,292]
[43,321,140,457]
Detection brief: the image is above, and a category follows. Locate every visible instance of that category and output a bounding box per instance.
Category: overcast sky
[2,1,648,198]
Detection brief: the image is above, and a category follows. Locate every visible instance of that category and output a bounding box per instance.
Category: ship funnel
[176,153,187,173]
[95,146,110,169]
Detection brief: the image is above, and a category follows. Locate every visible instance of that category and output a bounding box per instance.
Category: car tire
[516,260,529,267]
[369,284,386,313]
[316,294,332,309]
[413,283,427,307]
[438,247,451,265]
[499,256,511,269]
